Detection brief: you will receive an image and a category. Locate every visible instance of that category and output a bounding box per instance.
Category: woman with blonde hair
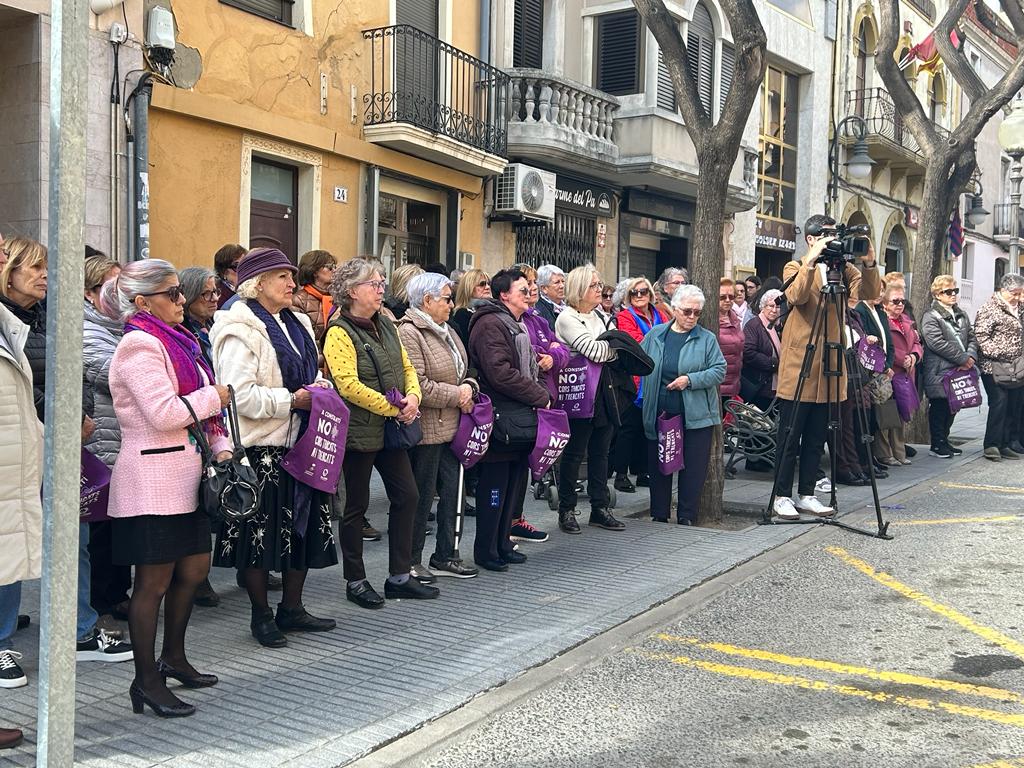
[383,263,424,321]
[451,268,491,345]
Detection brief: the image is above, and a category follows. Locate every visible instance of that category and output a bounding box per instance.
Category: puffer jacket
[83,301,124,467]
[717,308,745,398]
[921,301,978,399]
[398,308,477,445]
[974,293,1024,375]
[0,304,43,586]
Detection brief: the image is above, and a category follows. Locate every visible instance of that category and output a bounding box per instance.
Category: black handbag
[490,400,538,450]
[363,341,423,450]
[180,385,260,523]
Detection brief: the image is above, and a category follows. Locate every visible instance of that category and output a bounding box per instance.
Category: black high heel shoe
[129,681,196,718]
[157,659,219,689]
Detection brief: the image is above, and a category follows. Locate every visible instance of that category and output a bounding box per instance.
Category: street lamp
[828,115,875,217]
[998,98,1024,271]
[966,179,990,228]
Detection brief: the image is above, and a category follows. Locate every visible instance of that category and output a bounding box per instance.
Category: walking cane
[453,462,465,556]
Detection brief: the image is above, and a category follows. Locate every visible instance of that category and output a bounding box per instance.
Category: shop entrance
[377,193,441,273]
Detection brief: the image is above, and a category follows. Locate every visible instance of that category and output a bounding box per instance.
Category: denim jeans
[409,443,462,564]
[78,522,99,642]
[0,581,22,650]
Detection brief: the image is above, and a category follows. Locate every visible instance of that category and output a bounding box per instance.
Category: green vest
[331,313,406,452]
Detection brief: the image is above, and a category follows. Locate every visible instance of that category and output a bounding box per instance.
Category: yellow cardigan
[323,325,421,416]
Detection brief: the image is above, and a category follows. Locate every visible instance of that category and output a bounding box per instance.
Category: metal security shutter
[220,0,293,26]
[514,213,596,271]
[657,50,676,111]
[719,42,734,116]
[397,0,438,35]
[514,0,544,69]
[596,11,642,96]
[686,2,714,116]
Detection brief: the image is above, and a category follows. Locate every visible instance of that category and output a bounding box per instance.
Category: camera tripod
[759,267,892,539]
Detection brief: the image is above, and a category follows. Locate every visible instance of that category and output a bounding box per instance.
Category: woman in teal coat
[640,284,726,525]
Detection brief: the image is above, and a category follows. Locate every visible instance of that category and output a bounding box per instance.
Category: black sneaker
[501,550,527,565]
[613,474,636,493]
[929,445,954,458]
[635,474,650,487]
[948,444,963,455]
[510,519,549,542]
[362,517,382,541]
[905,445,917,458]
[76,630,134,662]
[429,556,479,579]
[0,650,27,688]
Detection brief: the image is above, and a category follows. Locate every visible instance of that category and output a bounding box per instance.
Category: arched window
[930,72,946,123]
[853,19,876,117]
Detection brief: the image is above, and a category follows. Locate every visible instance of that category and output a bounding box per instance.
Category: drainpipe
[126,73,152,260]
[480,0,491,63]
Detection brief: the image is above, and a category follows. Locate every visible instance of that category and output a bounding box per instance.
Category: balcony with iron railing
[362,24,511,176]
[992,202,1024,243]
[843,88,950,165]
[505,69,620,173]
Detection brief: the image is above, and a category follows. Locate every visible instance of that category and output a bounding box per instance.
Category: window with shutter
[657,50,676,111]
[596,11,642,96]
[219,0,294,26]
[686,1,714,116]
[395,0,439,128]
[514,0,544,69]
[397,0,438,35]
[719,42,735,117]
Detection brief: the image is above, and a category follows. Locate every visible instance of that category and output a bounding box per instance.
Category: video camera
[818,222,871,272]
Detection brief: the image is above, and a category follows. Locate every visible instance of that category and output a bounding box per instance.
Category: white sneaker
[795,495,835,517]
[773,497,800,520]
[815,477,833,494]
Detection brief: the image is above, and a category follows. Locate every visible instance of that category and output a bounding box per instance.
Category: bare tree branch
[875,0,937,153]
[711,0,768,153]
[997,0,1024,39]
[935,0,988,104]
[951,54,1024,144]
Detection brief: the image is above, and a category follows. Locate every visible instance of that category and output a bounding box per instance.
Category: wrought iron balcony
[992,202,1024,240]
[843,88,949,162]
[362,24,511,174]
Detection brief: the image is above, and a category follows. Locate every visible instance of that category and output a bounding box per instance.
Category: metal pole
[132,80,152,260]
[38,0,89,760]
[1010,153,1023,274]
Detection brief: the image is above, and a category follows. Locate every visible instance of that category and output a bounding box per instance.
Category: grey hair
[610,278,633,311]
[999,273,1024,292]
[331,257,384,312]
[655,267,688,300]
[537,264,565,287]
[671,283,706,310]
[407,272,452,309]
[759,288,783,310]
[178,266,216,308]
[97,258,178,321]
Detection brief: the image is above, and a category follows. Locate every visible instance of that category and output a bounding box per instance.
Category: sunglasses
[435,294,454,304]
[356,279,388,292]
[890,298,906,305]
[477,280,490,288]
[677,308,701,318]
[629,287,651,298]
[141,286,184,302]
[720,294,734,300]
[200,290,222,302]
[601,291,614,299]
[230,261,242,270]
[940,288,960,296]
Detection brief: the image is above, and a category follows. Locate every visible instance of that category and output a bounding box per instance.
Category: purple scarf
[125,311,226,437]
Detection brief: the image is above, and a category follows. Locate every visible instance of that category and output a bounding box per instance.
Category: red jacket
[717,309,745,397]
[887,311,923,378]
[617,306,665,392]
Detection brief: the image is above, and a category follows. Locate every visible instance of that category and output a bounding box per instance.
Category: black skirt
[213,445,339,572]
[112,510,212,566]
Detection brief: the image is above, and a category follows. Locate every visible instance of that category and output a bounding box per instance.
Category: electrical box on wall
[146,6,175,50]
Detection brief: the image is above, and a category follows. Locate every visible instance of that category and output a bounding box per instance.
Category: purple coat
[523,307,570,391]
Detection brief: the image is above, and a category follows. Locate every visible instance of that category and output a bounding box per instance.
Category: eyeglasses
[230,261,242,270]
[356,279,387,292]
[940,288,960,296]
[200,290,222,302]
[516,287,529,296]
[140,286,184,303]
[890,298,906,305]
[629,288,651,298]
[436,294,454,304]
[677,308,701,318]
[589,281,604,291]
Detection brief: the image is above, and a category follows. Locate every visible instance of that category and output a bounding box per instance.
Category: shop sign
[905,206,919,230]
[555,178,616,218]
[755,217,797,252]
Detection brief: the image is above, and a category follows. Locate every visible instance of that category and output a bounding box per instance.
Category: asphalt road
[408,456,1024,768]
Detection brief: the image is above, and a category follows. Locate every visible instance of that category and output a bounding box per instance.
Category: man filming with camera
[771,214,881,520]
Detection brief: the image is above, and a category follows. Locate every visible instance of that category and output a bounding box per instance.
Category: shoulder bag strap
[178,395,214,464]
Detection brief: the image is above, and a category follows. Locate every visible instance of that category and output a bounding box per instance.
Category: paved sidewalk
[3,407,988,767]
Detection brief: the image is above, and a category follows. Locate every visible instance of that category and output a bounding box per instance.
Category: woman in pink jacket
[876,281,924,465]
[717,278,745,406]
[104,259,231,719]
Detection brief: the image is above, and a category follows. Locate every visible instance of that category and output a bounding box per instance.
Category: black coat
[598,329,655,420]
[742,319,778,402]
[535,297,559,333]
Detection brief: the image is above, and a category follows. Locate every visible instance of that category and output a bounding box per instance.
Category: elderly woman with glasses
[553,263,623,534]
[874,282,922,467]
[212,243,247,309]
[323,258,438,608]
[639,285,726,525]
[920,276,977,459]
[398,273,479,581]
[975,273,1024,461]
[742,288,783,413]
[717,278,745,408]
[178,267,219,365]
[450,268,491,345]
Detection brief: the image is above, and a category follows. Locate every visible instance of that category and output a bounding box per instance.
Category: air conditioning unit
[494,163,556,221]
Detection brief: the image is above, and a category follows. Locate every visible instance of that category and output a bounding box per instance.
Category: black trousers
[88,519,132,615]
[409,443,461,563]
[474,457,527,563]
[341,448,417,582]
[836,397,862,476]
[927,397,956,449]
[773,400,829,498]
[558,418,614,513]
[646,427,714,522]
[611,403,647,476]
[981,374,1023,449]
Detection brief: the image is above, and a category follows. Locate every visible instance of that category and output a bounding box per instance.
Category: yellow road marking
[636,650,1024,728]
[894,516,1021,526]
[940,482,1024,495]
[826,546,1024,662]
[652,634,1024,704]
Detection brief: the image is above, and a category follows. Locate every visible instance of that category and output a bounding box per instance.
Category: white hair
[671,283,706,309]
[235,276,262,300]
[537,264,565,287]
[759,289,783,310]
[407,272,452,308]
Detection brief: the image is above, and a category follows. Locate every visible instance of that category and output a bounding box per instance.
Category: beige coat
[0,303,43,586]
[776,261,881,403]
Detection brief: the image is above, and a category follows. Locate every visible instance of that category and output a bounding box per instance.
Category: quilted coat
[920,301,978,400]
[83,301,123,467]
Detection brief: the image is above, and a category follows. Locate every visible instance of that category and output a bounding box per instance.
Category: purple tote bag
[450,394,493,469]
[657,412,684,475]
[80,449,111,523]
[857,336,886,373]
[943,368,983,413]
[891,371,920,423]
[528,408,571,480]
[555,355,602,419]
[281,386,350,493]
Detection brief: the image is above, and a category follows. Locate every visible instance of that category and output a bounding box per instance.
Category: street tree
[632,0,767,522]
[874,0,1024,319]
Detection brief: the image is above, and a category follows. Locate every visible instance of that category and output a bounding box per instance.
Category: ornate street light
[828,115,875,216]
[966,179,990,228]
[998,99,1024,270]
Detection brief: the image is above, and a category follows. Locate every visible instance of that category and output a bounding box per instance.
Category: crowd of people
[1,212,1022,741]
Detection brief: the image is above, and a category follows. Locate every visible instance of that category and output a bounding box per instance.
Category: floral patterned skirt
[213,445,339,572]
